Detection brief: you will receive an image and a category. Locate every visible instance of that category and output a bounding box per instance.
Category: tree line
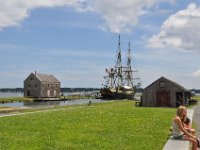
[0,88,100,93]
[0,88,199,94]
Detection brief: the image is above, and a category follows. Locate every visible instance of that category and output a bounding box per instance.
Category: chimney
[35,70,36,75]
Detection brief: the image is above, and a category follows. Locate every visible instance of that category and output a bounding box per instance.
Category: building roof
[162,76,189,92]
[35,73,60,83]
[145,76,190,92]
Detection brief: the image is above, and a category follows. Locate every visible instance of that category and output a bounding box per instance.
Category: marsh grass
[0,101,175,150]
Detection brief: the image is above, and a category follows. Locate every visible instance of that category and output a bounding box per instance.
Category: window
[159,81,165,88]
[35,84,37,88]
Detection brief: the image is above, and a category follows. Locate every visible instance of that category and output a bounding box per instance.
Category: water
[0,92,23,98]
[195,93,200,96]
[0,91,142,108]
[0,99,105,108]
[0,91,104,108]
[0,91,98,98]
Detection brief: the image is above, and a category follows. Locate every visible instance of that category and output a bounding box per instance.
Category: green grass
[192,95,200,101]
[0,101,175,150]
[0,97,33,102]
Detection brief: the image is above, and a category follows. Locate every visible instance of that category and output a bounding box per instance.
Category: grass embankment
[0,97,33,102]
[0,101,175,150]
[0,97,32,109]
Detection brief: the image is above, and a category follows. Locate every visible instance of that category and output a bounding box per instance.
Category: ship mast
[116,35,123,88]
[124,40,134,88]
[127,41,131,67]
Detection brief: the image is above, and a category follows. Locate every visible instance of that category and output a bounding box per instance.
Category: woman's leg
[183,135,198,150]
[191,128,196,135]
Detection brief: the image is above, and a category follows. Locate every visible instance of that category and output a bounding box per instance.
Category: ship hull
[100,88,135,99]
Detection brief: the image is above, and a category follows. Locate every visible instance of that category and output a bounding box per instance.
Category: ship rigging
[100,35,140,99]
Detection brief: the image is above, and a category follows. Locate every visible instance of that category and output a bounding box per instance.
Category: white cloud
[192,70,200,78]
[91,0,176,33]
[148,3,200,52]
[0,0,176,32]
[0,0,85,30]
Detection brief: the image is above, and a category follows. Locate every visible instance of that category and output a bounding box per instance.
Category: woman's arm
[182,122,191,131]
[174,117,196,139]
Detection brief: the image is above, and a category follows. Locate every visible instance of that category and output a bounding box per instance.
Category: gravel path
[193,101,200,138]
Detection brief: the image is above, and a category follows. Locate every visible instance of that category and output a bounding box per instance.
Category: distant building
[141,76,191,107]
[24,72,60,98]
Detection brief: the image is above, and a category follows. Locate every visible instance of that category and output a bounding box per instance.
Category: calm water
[0,91,140,108]
[0,91,104,108]
[0,92,23,98]
[0,99,105,108]
[0,91,98,98]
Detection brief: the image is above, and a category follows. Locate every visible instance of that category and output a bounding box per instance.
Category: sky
[0,0,200,89]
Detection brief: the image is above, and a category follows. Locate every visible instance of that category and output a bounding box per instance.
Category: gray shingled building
[24,72,60,98]
[141,76,191,107]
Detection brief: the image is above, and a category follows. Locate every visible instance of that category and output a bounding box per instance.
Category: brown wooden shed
[24,72,60,98]
[141,76,191,107]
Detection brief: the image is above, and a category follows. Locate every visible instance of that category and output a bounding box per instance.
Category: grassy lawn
[0,101,175,150]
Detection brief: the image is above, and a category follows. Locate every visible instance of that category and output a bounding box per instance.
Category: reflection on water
[0,99,105,108]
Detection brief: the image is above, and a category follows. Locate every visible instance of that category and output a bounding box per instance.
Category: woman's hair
[176,106,186,118]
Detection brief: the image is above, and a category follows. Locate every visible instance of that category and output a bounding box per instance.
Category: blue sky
[0,0,200,89]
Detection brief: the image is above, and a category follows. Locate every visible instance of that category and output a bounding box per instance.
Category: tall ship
[100,36,140,99]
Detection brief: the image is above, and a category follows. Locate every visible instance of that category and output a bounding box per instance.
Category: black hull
[100,88,135,100]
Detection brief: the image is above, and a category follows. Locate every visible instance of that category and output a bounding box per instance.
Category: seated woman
[172,106,199,150]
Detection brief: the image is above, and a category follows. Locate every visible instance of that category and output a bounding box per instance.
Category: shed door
[156,91,170,107]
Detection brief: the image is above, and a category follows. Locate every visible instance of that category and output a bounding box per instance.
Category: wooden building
[24,72,60,98]
[141,76,191,107]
